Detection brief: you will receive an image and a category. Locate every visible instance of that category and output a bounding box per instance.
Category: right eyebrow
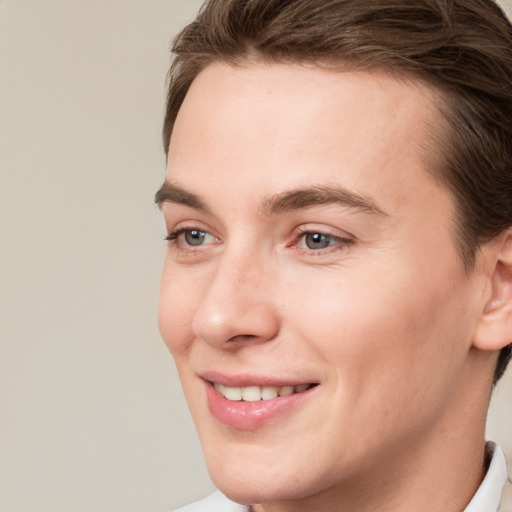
[154,181,211,213]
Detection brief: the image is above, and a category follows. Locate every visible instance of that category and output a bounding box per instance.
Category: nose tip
[191,264,280,349]
[192,298,280,348]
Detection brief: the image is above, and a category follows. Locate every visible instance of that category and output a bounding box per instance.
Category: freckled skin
[158,63,496,512]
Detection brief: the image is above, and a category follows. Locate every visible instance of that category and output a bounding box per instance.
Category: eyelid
[164,217,217,237]
[292,224,355,241]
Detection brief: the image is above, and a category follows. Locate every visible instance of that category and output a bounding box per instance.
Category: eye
[183,229,208,246]
[166,228,219,247]
[300,232,338,250]
[293,229,354,255]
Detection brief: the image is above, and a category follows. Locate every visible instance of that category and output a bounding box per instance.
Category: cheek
[158,261,197,357]
[286,260,470,400]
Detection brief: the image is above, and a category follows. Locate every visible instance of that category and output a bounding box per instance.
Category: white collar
[464,442,512,512]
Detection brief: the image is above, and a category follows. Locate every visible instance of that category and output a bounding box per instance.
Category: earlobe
[473,231,512,351]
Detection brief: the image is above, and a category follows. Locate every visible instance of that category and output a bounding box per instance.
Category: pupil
[306,233,330,249]
[185,230,205,246]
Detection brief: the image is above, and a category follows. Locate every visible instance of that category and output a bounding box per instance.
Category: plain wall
[0,1,511,511]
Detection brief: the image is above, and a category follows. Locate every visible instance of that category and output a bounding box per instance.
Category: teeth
[214,382,225,394]
[214,382,313,401]
[224,386,242,401]
[242,386,262,402]
[261,386,278,400]
[278,385,294,396]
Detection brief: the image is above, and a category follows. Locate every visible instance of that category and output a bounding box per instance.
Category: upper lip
[200,370,318,388]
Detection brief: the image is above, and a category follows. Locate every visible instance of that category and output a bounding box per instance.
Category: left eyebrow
[260,185,388,216]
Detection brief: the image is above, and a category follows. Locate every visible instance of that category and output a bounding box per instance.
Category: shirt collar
[464,442,511,512]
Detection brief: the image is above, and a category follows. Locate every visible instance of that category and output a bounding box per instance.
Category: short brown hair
[162,0,512,382]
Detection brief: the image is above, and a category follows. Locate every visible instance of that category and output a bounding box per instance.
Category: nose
[191,250,280,349]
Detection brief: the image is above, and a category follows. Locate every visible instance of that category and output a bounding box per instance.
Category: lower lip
[205,382,317,430]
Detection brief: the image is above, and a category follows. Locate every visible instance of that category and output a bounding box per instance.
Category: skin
[158,62,508,512]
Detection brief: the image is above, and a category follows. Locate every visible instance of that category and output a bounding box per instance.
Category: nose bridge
[191,242,278,347]
[224,243,265,291]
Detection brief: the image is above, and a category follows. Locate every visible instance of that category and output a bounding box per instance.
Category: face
[158,63,486,507]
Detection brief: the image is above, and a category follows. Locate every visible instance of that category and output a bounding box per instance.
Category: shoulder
[170,491,249,512]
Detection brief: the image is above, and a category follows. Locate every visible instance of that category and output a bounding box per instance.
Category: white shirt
[172,443,512,512]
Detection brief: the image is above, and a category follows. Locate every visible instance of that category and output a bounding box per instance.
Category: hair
[162,0,512,383]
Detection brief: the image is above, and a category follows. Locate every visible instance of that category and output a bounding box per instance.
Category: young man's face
[158,63,488,506]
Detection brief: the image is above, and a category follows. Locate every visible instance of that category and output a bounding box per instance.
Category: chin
[211,472,303,506]
[203,444,333,506]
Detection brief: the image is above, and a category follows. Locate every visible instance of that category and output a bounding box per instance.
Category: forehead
[167,61,446,216]
[171,61,440,143]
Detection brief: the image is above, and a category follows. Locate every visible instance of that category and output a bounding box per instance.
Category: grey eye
[304,232,334,250]
[184,230,207,246]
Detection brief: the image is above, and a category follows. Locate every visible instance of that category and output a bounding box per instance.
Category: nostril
[227,334,258,342]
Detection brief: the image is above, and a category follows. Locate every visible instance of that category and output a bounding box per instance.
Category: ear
[473,230,512,351]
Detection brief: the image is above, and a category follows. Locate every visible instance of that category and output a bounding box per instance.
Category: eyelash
[165,226,354,257]
[165,228,192,242]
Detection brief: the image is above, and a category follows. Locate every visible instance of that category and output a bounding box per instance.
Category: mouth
[203,375,320,430]
[213,382,318,402]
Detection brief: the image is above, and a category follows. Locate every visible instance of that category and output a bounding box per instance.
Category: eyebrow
[155,181,211,213]
[260,185,387,216]
[155,181,386,217]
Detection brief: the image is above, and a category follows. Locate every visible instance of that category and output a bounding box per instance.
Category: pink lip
[202,374,319,430]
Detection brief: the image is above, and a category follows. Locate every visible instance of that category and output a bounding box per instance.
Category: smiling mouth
[213,382,318,402]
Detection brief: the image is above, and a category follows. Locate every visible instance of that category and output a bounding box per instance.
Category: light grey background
[1,1,511,511]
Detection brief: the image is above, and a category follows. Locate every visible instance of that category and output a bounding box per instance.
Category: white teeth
[241,386,262,402]
[224,386,242,401]
[261,386,279,400]
[214,382,314,401]
[214,382,225,395]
